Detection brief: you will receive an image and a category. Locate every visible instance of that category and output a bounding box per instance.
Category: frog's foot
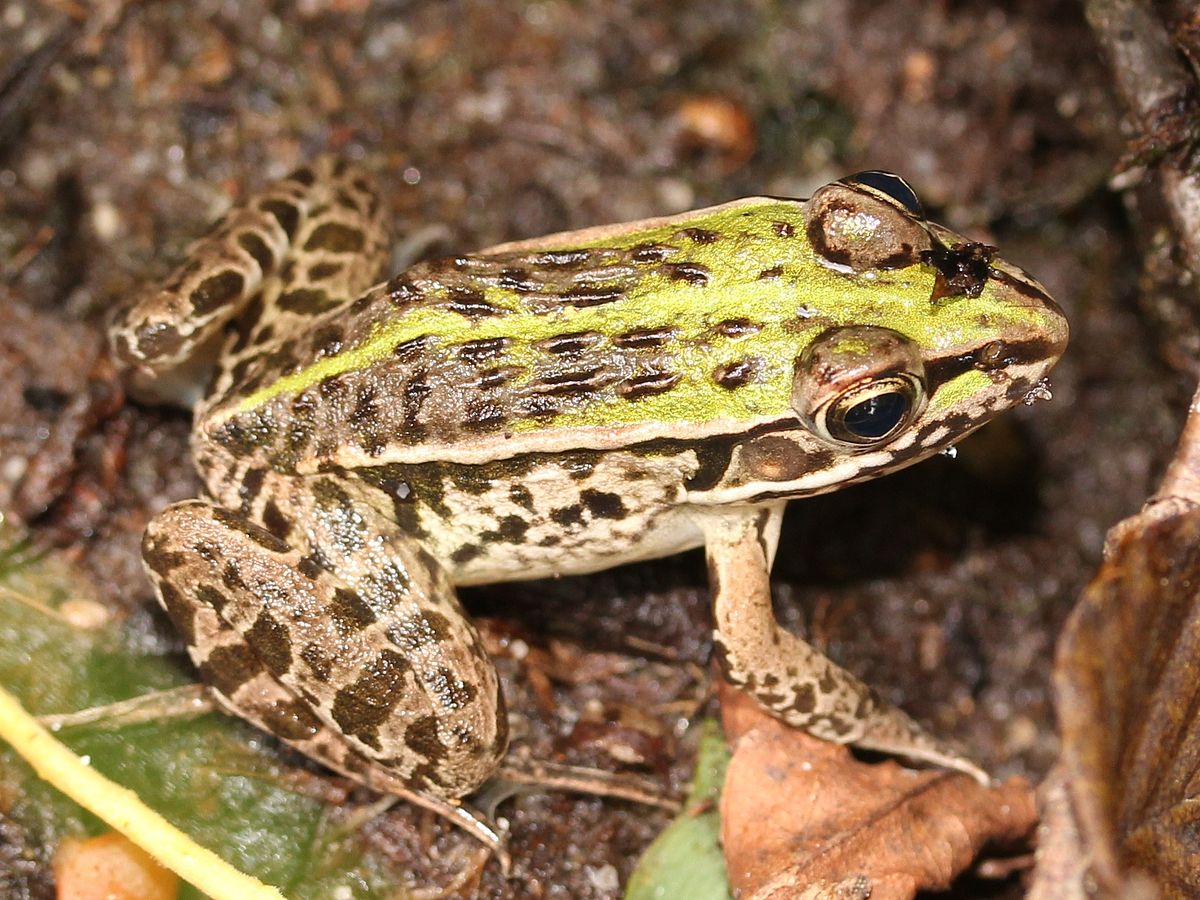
[701,506,990,785]
[484,756,679,812]
[109,156,388,407]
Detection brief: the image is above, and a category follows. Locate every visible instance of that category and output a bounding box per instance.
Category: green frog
[109,159,1067,847]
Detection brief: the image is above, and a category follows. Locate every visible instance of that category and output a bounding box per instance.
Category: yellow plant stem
[0,684,284,900]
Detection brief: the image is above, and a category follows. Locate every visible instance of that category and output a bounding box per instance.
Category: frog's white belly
[452,504,705,586]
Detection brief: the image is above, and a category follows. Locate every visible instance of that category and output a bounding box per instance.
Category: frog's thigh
[142,498,507,800]
[700,506,987,781]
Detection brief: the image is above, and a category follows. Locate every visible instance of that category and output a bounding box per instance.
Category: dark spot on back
[403,375,431,433]
[134,322,184,358]
[278,288,339,316]
[304,222,365,253]
[662,262,710,286]
[714,318,762,338]
[330,649,412,750]
[580,489,626,519]
[195,583,230,615]
[619,370,681,400]
[791,682,816,714]
[212,507,290,553]
[498,267,539,291]
[519,394,561,420]
[308,260,344,281]
[922,241,996,301]
[421,610,453,642]
[494,515,529,542]
[330,587,377,634]
[446,288,501,318]
[457,336,510,364]
[613,327,677,349]
[259,698,322,741]
[260,199,300,239]
[404,714,447,761]
[157,582,197,645]
[222,560,247,591]
[239,467,267,507]
[386,275,419,307]
[301,642,333,682]
[247,611,293,676]
[311,323,344,357]
[677,227,720,244]
[190,270,245,315]
[560,284,624,307]
[538,331,603,355]
[713,358,760,389]
[533,368,619,397]
[630,243,672,263]
[288,166,316,186]
[550,504,584,528]
[463,399,507,432]
[475,366,520,389]
[261,500,291,540]
[237,232,275,272]
[450,544,483,565]
[393,335,433,362]
[200,644,264,697]
[297,553,324,580]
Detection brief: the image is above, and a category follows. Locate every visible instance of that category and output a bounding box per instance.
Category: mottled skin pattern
[110,158,1067,848]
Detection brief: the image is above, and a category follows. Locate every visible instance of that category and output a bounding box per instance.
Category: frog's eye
[840,170,924,217]
[793,326,927,448]
[805,180,932,273]
[823,376,921,445]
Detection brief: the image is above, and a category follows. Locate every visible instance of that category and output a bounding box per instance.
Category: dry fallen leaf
[1035,508,1200,899]
[53,832,179,900]
[718,688,1036,900]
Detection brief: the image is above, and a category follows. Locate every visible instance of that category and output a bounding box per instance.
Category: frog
[108,158,1067,849]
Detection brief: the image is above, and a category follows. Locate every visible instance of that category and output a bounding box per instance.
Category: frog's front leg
[699,505,988,782]
[140,492,509,848]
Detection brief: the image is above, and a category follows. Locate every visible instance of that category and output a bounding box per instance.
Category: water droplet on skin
[1023,378,1054,406]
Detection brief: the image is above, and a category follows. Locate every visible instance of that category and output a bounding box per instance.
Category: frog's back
[199,197,823,472]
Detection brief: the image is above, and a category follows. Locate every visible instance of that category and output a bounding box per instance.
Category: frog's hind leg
[699,505,989,783]
[140,491,509,851]
[110,157,389,407]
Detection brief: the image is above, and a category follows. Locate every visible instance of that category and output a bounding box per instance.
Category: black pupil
[844,170,923,217]
[842,391,910,439]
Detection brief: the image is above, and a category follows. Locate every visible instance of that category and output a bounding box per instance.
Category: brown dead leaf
[719,688,1036,900]
[1037,508,1200,899]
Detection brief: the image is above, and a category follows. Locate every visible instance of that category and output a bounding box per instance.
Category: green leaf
[0,531,408,898]
[624,718,732,900]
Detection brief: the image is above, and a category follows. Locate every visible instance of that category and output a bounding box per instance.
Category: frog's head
[692,171,1068,505]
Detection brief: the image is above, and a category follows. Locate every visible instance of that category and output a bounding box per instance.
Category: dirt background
[0,0,1188,896]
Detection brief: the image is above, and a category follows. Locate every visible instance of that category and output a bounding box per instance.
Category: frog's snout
[1032,292,1069,364]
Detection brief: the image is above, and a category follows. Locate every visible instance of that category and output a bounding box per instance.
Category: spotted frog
[109,160,1067,845]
